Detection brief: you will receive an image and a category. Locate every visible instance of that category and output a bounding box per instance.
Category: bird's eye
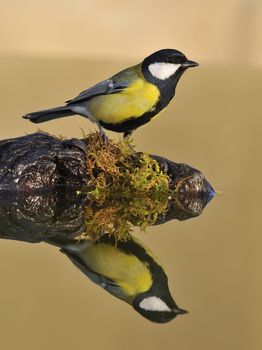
[177,56,185,64]
[169,55,185,64]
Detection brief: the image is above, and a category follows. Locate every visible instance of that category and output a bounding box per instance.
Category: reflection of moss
[79,132,171,240]
[83,195,169,241]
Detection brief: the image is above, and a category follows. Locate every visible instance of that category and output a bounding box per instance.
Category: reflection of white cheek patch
[139,297,171,312]
[148,63,181,80]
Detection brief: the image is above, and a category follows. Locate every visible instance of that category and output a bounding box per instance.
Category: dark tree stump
[0,133,87,191]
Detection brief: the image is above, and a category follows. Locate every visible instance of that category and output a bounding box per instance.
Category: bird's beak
[183,60,199,68]
[174,307,188,315]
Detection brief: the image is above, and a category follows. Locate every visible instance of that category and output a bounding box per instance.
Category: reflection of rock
[176,172,214,213]
[0,191,86,242]
[0,173,214,243]
[155,172,215,223]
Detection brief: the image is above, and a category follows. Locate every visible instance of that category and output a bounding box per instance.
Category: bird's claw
[100,131,108,144]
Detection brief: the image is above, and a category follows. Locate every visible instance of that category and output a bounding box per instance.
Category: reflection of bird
[23,49,198,140]
[48,234,187,323]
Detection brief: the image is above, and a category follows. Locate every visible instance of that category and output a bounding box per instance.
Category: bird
[47,234,187,323]
[23,49,198,141]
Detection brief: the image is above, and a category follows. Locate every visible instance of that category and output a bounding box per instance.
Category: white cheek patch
[148,62,181,80]
[139,296,171,312]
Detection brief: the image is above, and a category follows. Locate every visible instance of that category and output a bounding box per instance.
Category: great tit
[47,234,187,323]
[23,49,198,140]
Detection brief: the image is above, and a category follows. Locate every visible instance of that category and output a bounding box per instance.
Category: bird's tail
[23,105,75,123]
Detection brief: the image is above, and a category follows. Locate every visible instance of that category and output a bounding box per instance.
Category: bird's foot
[123,131,133,139]
[96,123,108,144]
[100,131,108,144]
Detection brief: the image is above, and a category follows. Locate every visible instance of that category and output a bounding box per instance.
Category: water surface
[0,57,261,350]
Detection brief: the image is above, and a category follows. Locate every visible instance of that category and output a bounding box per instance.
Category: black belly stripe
[100,70,184,133]
[100,107,159,133]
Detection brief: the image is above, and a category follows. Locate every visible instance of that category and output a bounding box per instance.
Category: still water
[0,56,261,349]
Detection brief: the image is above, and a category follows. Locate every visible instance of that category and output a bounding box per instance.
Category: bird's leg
[70,106,108,144]
[123,131,133,139]
[96,121,108,143]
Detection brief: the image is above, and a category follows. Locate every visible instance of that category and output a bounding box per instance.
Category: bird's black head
[132,293,188,324]
[142,49,198,83]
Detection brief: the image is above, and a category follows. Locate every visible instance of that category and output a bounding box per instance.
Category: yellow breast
[87,79,160,124]
[83,244,153,298]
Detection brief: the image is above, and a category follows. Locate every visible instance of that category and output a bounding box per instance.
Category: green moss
[79,132,171,240]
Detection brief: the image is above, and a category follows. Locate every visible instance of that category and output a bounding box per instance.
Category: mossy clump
[83,132,170,200]
[79,132,171,240]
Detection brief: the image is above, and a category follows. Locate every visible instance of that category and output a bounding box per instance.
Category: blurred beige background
[0,2,261,350]
[0,0,261,66]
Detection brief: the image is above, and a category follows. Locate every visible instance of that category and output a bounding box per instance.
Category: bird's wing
[66,79,130,105]
[61,249,128,301]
